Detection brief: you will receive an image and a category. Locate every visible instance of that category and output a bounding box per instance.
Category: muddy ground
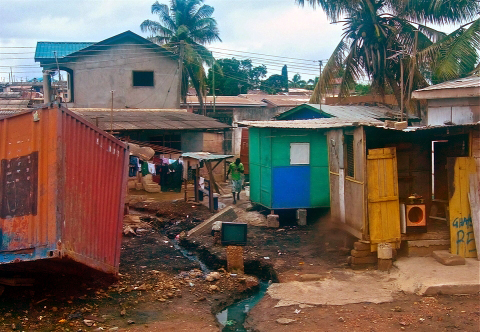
[0,199,478,331]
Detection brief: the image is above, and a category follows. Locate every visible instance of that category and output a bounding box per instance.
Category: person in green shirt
[227,158,244,204]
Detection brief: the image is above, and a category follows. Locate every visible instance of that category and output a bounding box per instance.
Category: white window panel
[290,143,310,165]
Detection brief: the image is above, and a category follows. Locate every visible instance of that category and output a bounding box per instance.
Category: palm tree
[141,0,221,110]
[297,0,480,115]
[289,73,307,88]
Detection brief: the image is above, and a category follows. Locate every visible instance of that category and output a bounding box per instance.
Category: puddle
[216,281,270,332]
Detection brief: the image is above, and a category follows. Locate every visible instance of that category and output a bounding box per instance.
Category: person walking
[227,158,244,204]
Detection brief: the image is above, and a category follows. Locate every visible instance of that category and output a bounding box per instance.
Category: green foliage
[261,74,287,94]
[354,83,371,95]
[206,58,267,95]
[289,73,308,88]
[298,0,480,110]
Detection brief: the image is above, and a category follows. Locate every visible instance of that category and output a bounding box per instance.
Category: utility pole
[177,41,185,109]
[400,54,404,122]
[212,54,216,114]
[110,90,114,134]
[318,60,323,110]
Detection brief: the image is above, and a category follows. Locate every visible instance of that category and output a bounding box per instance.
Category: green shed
[248,126,330,209]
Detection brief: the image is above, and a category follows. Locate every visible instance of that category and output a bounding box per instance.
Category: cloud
[0,0,343,81]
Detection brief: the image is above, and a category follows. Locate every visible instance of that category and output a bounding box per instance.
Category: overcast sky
[0,0,346,82]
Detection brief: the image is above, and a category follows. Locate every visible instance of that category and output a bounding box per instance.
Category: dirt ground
[0,195,478,332]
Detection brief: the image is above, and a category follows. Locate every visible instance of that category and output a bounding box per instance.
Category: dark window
[345,134,355,178]
[133,71,154,87]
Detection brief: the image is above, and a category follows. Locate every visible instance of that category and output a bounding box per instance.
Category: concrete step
[405,239,450,257]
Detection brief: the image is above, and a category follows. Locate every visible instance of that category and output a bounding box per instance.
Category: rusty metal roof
[415,75,480,91]
[185,96,266,107]
[238,94,311,106]
[239,118,383,129]
[412,75,480,99]
[0,100,30,109]
[71,108,230,131]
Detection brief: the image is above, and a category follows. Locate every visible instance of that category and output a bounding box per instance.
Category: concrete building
[35,31,181,109]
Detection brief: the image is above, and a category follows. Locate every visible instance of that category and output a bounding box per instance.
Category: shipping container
[0,105,128,275]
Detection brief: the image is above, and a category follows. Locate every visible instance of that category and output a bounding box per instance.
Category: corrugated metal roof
[304,104,415,121]
[35,42,94,60]
[71,108,230,131]
[185,96,267,107]
[414,75,480,92]
[239,118,382,129]
[0,110,23,120]
[181,152,234,160]
[238,94,311,106]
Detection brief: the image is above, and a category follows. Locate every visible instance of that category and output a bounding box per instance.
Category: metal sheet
[0,105,127,275]
[272,166,311,209]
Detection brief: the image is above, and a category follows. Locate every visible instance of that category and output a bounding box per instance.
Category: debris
[432,250,466,266]
[338,317,345,322]
[120,309,126,317]
[134,284,147,291]
[299,304,313,309]
[299,274,323,282]
[209,285,219,292]
[205,272,221,282]
[263,257,270,260]
[127,320,135,325]
[187,206,237,237]
[276,318,296,325]
[294,309,301,314]
[83,319,95,327]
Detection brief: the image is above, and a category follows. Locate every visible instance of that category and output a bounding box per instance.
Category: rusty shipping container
[0,105,128,275]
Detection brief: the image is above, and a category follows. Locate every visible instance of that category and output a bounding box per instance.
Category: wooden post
[208,178,214,212]
[205,161,220,194]
[194,167,199,203]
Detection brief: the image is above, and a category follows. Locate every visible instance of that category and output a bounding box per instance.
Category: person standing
[227,158,244,204]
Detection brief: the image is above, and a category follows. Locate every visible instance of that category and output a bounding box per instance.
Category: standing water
[172,239,270,331]
[216,280,270,332]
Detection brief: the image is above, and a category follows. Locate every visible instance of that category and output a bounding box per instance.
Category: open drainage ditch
[172,239,274,332]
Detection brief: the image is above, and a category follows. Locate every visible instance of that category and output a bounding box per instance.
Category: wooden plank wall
[327,127,366,239]
[473,126,480,194]
[344,127,366,237]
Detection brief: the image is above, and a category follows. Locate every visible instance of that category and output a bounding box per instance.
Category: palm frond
[309,38,350,103]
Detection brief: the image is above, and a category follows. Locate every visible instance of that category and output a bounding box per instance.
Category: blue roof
[35,42,94,60]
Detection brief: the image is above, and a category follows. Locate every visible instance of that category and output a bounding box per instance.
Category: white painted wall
[427,97,480,126]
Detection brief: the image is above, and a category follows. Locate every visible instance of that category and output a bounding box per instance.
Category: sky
[0,0,345,83]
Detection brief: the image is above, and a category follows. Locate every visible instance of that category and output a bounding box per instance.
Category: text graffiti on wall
[452,216,476,254]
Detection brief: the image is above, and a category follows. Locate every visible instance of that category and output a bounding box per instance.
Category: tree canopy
[206,58,267,95]
[297,0,480,114]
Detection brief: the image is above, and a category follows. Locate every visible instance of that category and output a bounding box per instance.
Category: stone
[351,249,373,258]
[108,328,119,331]
[353,241,371,251]
[120,309,126,316]
[226,246,244,273]
[432,250,466,266]
[351,255,377,265]
[209,285,219,292]
[299,274,323,282]
[394,121,408,130]
[378,258,393,271]
[338,317,345,322]
[276,318,296,325]
[267,214,280,228]
[205,272,221,281]
[83,320,95,327]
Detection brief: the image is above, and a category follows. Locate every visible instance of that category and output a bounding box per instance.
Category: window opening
[345,134,354,178]
[133,71,154,87]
